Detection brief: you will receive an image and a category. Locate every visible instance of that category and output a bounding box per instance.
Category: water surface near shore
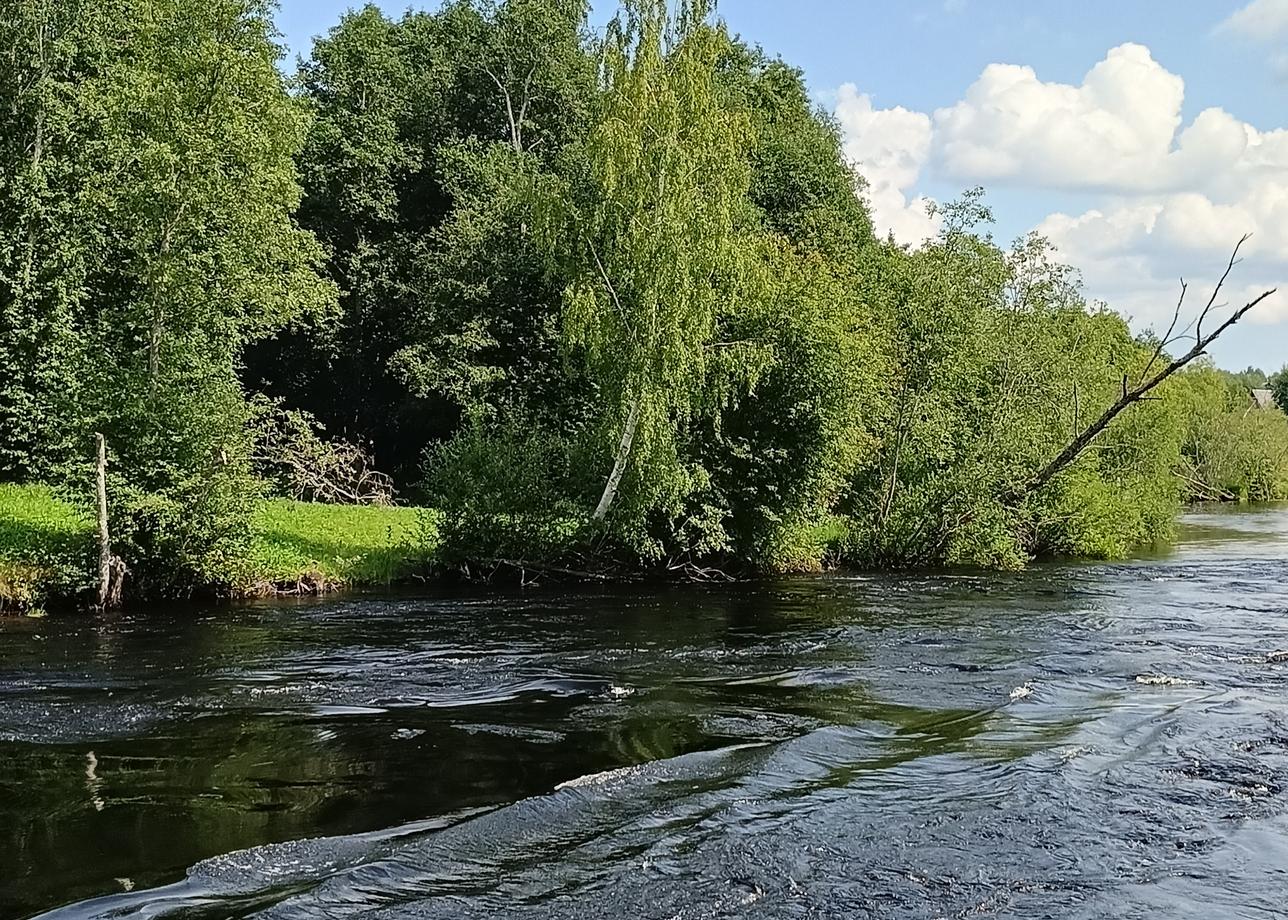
[3,505,1288,919]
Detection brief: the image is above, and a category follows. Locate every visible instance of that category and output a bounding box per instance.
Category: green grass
[1,485,441,607]
[244,499,441,595]
[0,484,95,611]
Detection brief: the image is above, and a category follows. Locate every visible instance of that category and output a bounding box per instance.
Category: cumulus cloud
[1038,187,1288,330]
[1217,0,1288,42]
[833,84,940,244]
[933,45,1185,191]
[831,41,1288,335]
[1037,204,1287,329]
[927,43,1288,198]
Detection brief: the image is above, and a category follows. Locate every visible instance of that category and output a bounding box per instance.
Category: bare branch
[588,238,635,342]
[1141,278,1186,382]
[482,64,523,152]
[1007,238,1276,504]
[516,65,537,148]
[1197,233,1250,340]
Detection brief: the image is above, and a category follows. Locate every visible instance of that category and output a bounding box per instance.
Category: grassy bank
[245,499,439,595]
[0,484,440,611]
[0,484,95,612]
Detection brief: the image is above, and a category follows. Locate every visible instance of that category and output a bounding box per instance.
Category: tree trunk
[593,396,642,521]
[94,433,126,609]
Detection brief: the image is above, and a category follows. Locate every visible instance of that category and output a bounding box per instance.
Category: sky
[275,0,1288,372]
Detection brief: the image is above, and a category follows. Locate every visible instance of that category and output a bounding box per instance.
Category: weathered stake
[95,433,111,609]
[94,433,125,609]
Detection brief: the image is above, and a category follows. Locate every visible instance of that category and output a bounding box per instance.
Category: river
[2,505,1287,919]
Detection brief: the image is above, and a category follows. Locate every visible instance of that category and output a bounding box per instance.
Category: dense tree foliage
[1,0,1284,600]
[1,0,332,593]
[1178,366,1288,502]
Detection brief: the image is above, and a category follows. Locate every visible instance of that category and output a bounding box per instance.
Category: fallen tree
[1009,236,1277,504]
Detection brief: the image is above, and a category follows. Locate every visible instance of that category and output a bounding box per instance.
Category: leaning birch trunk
[593,397,642,521]
[95,433,112,608]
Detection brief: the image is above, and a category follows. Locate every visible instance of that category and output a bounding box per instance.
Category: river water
[2,506,1287,919]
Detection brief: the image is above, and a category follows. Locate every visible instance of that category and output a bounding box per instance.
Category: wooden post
[95,433,111,609]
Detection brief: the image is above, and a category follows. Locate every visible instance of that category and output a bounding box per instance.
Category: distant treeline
[1,0,1285,597]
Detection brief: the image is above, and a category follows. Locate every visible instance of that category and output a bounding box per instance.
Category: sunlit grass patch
[0,484,95,612]
[245,499,441,595]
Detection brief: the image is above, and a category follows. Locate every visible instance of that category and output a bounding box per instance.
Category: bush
[425,419,595,567]
[1175,366,1288,502]
[87,361,266,597]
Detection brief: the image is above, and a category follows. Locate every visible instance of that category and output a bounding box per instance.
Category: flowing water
[4,506,1288,919]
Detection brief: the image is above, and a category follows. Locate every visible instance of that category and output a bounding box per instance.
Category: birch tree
[562,0,752,523]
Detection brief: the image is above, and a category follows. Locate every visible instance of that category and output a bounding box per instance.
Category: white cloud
[1217,0,1288,42]
[831,41,1288,336]
[833,84,941,244]
[933,44,1192,192]
[1038,190,1288,330]
[1037,203,1286,330]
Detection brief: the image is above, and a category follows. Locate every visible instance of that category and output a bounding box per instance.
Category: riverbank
[6,479,1283,614]
[0,484,439,612]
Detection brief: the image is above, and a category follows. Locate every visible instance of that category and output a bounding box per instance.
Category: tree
[0,0,94,479]
[248,0,595,485]
[699,238,890,570]
[1270,366,1288,412]
[1,0,333,594]
[1175,364,1288,503]
[720,46,874,258]
[1230,365,1269,390]
[1010,237,1276,503]
[96,0,333,591]
[841,196,1206,568]
[474,0,592,153]
[557,0,755,528]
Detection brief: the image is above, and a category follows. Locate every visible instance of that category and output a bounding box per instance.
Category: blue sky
[275,0,1288,372]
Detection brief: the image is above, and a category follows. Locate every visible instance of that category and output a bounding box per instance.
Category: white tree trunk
[593,397,641,521]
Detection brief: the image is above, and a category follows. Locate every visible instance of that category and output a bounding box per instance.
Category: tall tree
[248,0,594,484]
[0,0,93,478]
[2,0,332,592]
[558,0,754,525]
[88,0,333,590]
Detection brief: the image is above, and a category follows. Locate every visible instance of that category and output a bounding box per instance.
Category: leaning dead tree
[1009,235,1277,503]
